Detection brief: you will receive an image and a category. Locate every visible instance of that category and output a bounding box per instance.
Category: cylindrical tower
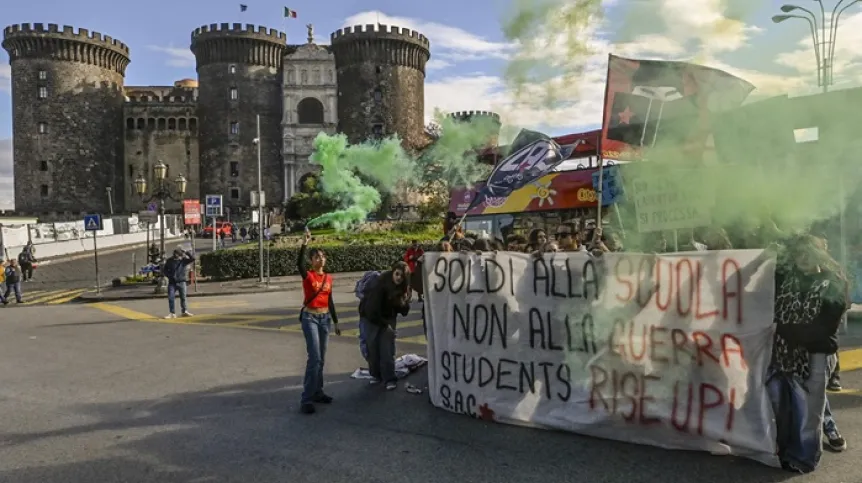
[191,23,287,210]
[448,110,502,147]
[330,24,430,151]
[2,23,129,214]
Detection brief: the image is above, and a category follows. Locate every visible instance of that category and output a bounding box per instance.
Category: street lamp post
[773,0,859,335]
[133,160,187,293]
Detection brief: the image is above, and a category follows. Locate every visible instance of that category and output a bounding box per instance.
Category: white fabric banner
[423,250,779,467]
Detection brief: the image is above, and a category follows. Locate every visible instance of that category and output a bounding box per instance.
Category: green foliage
[200,243,436,279]
[284,173,339,221]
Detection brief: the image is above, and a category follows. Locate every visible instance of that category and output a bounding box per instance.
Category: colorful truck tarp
[449,169,600,216]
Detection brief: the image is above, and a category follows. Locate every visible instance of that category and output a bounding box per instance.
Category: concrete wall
[5,230,183,260]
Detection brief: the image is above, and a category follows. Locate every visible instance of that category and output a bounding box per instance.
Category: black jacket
[163,254,195,283]
[775,269,847,354]
[360,271,410,326]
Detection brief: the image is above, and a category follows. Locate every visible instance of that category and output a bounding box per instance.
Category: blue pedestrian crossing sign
[205,194,223,217]
[83,214,103,231]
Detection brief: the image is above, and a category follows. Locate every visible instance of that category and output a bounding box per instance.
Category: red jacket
[404,247,424,272]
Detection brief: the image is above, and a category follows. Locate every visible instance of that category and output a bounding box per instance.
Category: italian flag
[284,7,297,18]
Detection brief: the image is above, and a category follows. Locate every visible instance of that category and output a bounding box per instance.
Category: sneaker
[827,379,842,392]
[385,382,397,391]
[300,403,316,414]
[181,311,194,317]
[369,378,381,385]
[313,393,333,404]
[825,431,847,452]
[164,313,176,319]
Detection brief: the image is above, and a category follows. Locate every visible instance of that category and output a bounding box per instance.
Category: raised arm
[297,243,308,277]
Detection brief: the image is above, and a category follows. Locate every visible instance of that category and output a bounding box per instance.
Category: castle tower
[190,23,287,210]
[2,23,130,214]
[448,110,502,147]
[330,24,430,151]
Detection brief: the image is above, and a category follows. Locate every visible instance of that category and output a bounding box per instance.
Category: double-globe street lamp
[133,161,187,291]
[772,0,859,333]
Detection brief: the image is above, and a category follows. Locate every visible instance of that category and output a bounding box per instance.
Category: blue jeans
[767,353,838,473]
[359,317,370,360]
[300,311,331,404]
[3,281,22,302]
[167,282,188,314]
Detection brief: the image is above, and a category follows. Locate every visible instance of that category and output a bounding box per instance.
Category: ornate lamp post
[133,161,187,292]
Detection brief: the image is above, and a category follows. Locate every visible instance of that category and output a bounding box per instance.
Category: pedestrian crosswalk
[2,288,88,306]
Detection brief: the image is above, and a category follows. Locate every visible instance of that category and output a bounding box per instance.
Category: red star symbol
[478,403,495,421]
[617,106,633,124]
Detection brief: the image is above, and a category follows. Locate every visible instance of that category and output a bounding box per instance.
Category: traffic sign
[83,214,103,231]
[205,194,223,217]
[147,201,158,212]
[138,210,158,223]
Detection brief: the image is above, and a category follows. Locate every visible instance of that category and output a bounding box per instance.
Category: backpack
[354,271,381,301]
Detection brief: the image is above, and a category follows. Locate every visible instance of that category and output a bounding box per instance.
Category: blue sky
[2,0,862,208]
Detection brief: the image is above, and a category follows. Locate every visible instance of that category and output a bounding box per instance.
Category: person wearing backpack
[18,245,36,282]
[2,259,23,304]
[360,260,411,390]
[297,228,341,415]
[354,270,381,361]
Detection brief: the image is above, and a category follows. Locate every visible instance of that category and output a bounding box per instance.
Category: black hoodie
[360,270,410,327]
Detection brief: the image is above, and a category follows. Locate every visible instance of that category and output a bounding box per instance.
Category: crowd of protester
[294,218,849,473]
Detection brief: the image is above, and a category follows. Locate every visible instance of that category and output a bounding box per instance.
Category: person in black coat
[360,261,411,390]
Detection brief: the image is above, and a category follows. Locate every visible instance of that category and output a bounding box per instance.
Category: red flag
[600,54,755,161]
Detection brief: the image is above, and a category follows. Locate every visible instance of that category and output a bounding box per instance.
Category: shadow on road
[0,367,805,483]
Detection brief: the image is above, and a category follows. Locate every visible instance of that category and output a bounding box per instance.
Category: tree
[284,174,338,221]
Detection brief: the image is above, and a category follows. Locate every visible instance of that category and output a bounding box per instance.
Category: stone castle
[1,21,502,218]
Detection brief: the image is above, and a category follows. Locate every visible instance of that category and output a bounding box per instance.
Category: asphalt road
[3,238,217,306]
[0,294,856,481]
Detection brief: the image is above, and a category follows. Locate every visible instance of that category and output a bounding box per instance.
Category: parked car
[202,222,233,237]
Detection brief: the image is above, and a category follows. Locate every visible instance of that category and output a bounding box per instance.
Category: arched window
[178,118,187,131]
[157,118,166,130]
[168,118,177,130]
[297,97,324,124]
[147,118,156,130]
[136,118,145,129]
[189,118,198,132]
[126,118,134,130]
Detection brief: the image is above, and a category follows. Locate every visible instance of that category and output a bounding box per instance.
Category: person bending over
[360,261,411,390]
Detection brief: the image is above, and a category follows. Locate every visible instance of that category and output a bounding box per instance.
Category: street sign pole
[83,214,103,294]
[212,216,217,251]
[93,230,100,294]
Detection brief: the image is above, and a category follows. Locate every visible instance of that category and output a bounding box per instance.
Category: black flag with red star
[600,54,754,161]
[606,92,654,146]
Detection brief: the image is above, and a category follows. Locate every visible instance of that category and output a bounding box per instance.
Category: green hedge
[200,243,436,279]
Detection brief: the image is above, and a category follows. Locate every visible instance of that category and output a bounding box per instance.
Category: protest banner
[423,250,780,467]
[628,168,714,233]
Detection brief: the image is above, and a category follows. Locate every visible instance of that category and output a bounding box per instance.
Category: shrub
[200,243,437,279]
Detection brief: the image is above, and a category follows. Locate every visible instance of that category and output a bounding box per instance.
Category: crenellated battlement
[191,23,287,69]
[449,110,501,122]
[330,24,430,72]
[3,23,129,55]
[191,23,286,43]
[2,23,130,75]
[331,24,430,49]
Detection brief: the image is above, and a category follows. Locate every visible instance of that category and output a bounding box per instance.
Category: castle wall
[2,23,129,215]
[123,87,199,213]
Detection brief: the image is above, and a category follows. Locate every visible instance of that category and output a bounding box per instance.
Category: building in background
[2,21,438,220]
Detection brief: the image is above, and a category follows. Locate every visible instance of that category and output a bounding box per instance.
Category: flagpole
[596,54,614,233]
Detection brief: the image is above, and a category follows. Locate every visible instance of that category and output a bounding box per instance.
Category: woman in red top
[297,229,340,415]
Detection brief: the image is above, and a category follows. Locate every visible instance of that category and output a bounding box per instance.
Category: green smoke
[307,111,500,231]
[500,0,862,257]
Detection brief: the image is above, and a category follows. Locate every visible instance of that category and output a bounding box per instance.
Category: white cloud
[0,64,10,94]
[426,59,454,71]
[147,45,195,68]
[342,11,515,64]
